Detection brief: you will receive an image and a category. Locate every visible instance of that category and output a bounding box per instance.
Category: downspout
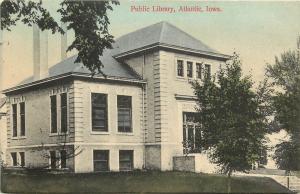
[142,53,146,169]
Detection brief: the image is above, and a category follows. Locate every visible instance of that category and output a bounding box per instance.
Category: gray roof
[20,48,140,85]
[114,21,220,56]
[10,21,228,91]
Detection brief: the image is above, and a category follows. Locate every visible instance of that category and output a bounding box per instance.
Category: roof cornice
[2,72,146,94]
[113,42,231,61]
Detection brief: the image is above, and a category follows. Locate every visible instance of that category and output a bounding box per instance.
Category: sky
[1,0,300,90]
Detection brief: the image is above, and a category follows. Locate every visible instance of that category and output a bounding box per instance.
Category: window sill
[90,131,110,135]
[116,132,134,136]
[11,136,26,140]
[49,132,69,137]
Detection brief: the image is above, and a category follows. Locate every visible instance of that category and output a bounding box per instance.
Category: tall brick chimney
[33,24,48,80]
[61,22,67,60]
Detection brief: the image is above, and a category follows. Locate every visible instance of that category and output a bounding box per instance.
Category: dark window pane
[183,112,201,153]
[118,96,132,132]
[93,150,109,171]
[177,60,184,77]
[60,150,67,168]
[205,64,211,79]
[20,102,25,136]
[187,61,193,78]
[12,104,17,137]
[196,63,202,79]
[61,93,68,133]
[50,96,57,133]
[11,152,17,166]
[92,93,107,132]
[50,151,56,169]
[19,152,25,167]
[119,150,133,171]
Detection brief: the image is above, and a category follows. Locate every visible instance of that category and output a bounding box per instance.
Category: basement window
[119,150,134,171]
[19,152,25,167]
[93,150,109,172]
[50,151,57,169]
[60,150,67,169]
[11,152,17,166]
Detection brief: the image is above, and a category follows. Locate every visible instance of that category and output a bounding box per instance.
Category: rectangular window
[93,150,109,172]
[19,152,25,167]
[50,151,56,169]
[204,64,211,79]
[12,104,17,137]
[60,93,68,133]
[11,152,17,166]
[196,63,202,79]
[50,95,57,133]
[92,93,108,132]
[117,96,132,132]
[187,61,193,78]
[177,60,184,77]
[60,150,67,168]
[119,150,134,171]
[20,102,25,136]
[183,112,202,154]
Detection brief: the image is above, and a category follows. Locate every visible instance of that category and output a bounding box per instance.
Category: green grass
[1,171,293,193]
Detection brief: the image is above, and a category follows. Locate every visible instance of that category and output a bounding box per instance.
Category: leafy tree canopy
[0,0,119,75]
[267,47,300,171]
[191,54,268,176]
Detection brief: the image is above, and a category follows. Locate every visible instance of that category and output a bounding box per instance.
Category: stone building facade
[3,22,230,173]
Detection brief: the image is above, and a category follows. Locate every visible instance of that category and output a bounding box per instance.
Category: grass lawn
[1,171,293,193]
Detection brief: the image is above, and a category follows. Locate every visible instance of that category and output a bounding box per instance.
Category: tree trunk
[227,170,232,194]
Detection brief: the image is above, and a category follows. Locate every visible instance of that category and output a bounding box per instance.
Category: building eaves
[2,72,146,95]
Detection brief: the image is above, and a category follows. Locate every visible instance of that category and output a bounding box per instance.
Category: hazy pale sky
[1,0,300,89]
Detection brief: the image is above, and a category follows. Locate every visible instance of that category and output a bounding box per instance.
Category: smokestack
[61,22,67,60]
[33,24,48,80]
[33,24,41,81]
[40,30,48,78]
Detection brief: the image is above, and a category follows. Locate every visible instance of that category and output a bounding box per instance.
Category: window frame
[12,104,17,137]
[50,95,58,134]
[91,93,108,133]
[119,150,134,171]
[204,64,211,79]
[187,61,193,78]
[93,150,110,172]
[176,60,184,77]
[117,95,132,133]
[60,150,67,169]
[182,112,202,154]
[11,152,17,166]
[19,102,25,137]
[196,63,202,79]
[49,151,57,169]
[19,152,25,167]
[60,93,68,133]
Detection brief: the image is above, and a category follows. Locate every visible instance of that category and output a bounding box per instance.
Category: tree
[266,43,300,172]
[191,54,268,193]
[0,0,119,75]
